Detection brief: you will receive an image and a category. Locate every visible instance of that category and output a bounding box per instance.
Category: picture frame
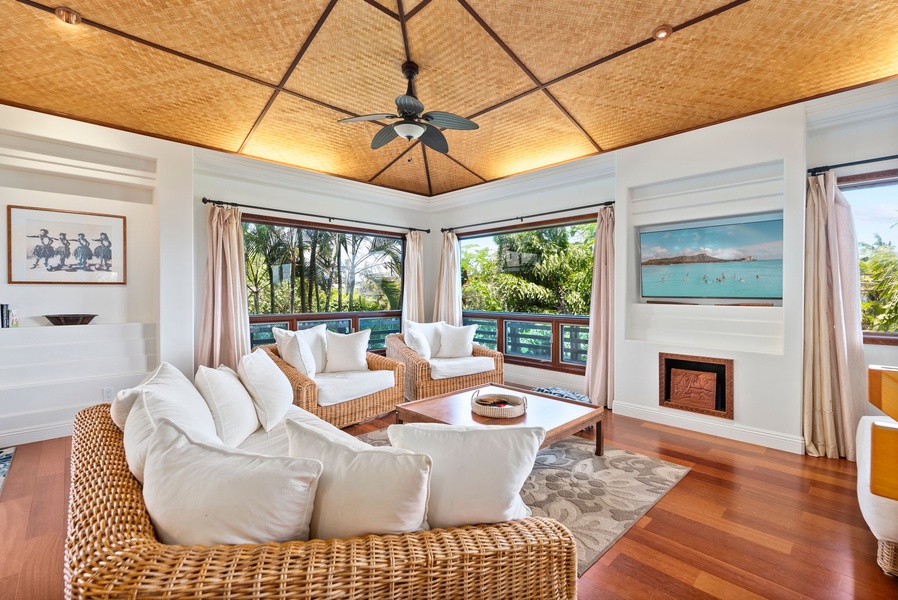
[7,205,127,285]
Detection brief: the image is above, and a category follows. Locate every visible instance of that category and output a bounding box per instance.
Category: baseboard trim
[612,401,804,454]
[0,418,76,447]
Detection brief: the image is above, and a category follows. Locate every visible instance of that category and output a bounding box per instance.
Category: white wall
[0,105,193,446]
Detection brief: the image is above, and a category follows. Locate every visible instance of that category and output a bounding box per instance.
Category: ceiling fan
[337,61,478,154]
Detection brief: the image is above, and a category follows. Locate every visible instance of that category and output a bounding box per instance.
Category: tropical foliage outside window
[843,182,898,334]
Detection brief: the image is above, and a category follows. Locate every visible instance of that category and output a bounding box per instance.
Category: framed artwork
[7,205,126,284]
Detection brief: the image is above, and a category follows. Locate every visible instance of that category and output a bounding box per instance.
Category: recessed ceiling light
[55,6,82,25]
[652,25,673,40]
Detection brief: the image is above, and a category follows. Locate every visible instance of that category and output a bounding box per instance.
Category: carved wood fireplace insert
[659,352,733,419]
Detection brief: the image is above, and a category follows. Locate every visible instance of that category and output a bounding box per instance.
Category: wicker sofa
[64,404,578,599]
[261,343,404,428]
[386,333,504,401]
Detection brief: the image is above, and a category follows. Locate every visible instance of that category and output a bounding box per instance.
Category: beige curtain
[433,231,463,326]
[402,230,425,324]
[197,204,250,371]
[802,171,867,460]
[585,207,615,408]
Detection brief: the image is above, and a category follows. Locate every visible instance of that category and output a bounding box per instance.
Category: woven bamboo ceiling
[2,1,897,196]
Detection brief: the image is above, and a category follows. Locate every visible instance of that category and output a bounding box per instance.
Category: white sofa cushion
[428,356,495,380]
[856,415,898,543]
[315,370,395,406]
[143,420,322,546]
[296,324,328,372]
[405,321,444,357]
[194,365,260,447]
[238,348,293,432]
[286,420,431,540]
[110,364,162,430]
[324,329,370,373]
[387,423,545,529]
[122,362,219,483]
[273,327,317,378]
[435,323,477,358]
[238,405,359,456]
[404,328,431,360]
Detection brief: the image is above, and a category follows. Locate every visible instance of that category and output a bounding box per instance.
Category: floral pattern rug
[358,430,689,575]
[0,447,15,500]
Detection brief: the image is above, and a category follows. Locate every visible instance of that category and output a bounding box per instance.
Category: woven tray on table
[471,389,527,418]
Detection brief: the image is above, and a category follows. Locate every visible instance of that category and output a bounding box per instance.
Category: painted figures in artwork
[26,229,113,272]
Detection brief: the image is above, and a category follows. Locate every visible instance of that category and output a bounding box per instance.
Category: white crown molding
[194,148,432,212]
[806,79,898,131]
[427,153,617,212]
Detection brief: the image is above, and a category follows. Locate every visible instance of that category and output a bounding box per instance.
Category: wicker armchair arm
[366,352,406,387]
[472,343,504,368]
[66,405,577,599]
[385,334,432,380]
[261,344,318,410]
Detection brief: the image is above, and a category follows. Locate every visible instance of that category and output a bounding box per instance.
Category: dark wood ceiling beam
[239,0,340,152]
[405,0,435,20]
[444,153,486,182]
[422,146,433,196]
[454,0,602,152]
[362,0,399,20]
[369,142,419,182]
[397,0,411,63]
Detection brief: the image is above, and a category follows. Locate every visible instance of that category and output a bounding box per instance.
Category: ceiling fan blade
[395,94,424,116]
[420,123,449,154]
[371,124,399,149]
[338,113,397,123]
[421,111,479,130]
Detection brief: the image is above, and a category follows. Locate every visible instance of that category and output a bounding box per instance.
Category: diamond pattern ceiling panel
[0,2,271,151]
[465,0,730,82]
[371,143,431,195]
[285,0,405,116]
[242,93,402,181]
[550,0,898,151]
[0,0,896,196]
[31,0,332,85]
[443,91,596,181]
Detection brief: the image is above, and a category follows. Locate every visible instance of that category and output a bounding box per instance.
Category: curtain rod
[807,153,898,177]
[201,197,430,233]
[440,201,614,233]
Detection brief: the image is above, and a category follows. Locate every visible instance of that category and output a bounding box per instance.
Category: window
[840,171,898,345]
[243,215,404,351]
[459,218,595,373]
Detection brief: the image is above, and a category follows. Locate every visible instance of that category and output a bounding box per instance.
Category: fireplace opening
[659,353,733,419]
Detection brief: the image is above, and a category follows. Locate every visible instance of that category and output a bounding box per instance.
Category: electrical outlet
[102,387,114,403]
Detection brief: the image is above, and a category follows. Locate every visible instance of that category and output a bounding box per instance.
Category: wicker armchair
[386,333,504,402]
[260,344,404,429]
[65,405,578,599]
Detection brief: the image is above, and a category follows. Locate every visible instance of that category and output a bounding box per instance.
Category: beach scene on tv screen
[640,217,784,299]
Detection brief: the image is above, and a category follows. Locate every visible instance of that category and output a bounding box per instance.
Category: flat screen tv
[639,213,784,301]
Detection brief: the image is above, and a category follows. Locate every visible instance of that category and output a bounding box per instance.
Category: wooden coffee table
[396,383,604,455]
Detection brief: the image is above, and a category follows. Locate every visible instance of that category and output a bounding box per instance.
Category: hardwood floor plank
[24,473,66,541]
[0,575,17,600]
[14,532,64,600]
[0,445,40,503]
[0,498,31,579]
[692,572,769,600]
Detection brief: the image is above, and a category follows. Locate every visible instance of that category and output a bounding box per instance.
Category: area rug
[0,447,15,500]
[358,430,690,575]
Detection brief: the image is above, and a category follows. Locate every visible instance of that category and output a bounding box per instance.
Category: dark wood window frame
[458,214,598,375]
[838,168,898,347]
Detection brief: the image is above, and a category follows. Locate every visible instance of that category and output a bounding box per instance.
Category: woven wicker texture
[386,333,504,401]
[465,0,729,81]
[371,143,431,195]
[32,0,331,84]
[407,0,534,118]
[261,343,405,428]
[444,91,596,181]
[878,540,898,577]
[549,0,898,151]
[0,2,271,152]
[426,148,484,195]
[65,404,578,599]
[285,0,406,116]
[242,93,403,181]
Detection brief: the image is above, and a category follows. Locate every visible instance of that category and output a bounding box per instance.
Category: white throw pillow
[237,349,294,432]
[273,327,317,378]
[387,423,545,529]
[324,329,370,373]
[404,327,431,360]
[435,323,478,358]
[295,324,328,373]
[405,321,444,357]
[194,365,260,447]
[110,364,161,430]
[286,420,431,540]
[143,420,322,545]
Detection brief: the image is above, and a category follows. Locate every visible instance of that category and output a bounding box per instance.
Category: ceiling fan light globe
[394,121,425,140]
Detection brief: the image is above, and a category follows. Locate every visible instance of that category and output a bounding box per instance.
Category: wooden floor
[2,411,896,599]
